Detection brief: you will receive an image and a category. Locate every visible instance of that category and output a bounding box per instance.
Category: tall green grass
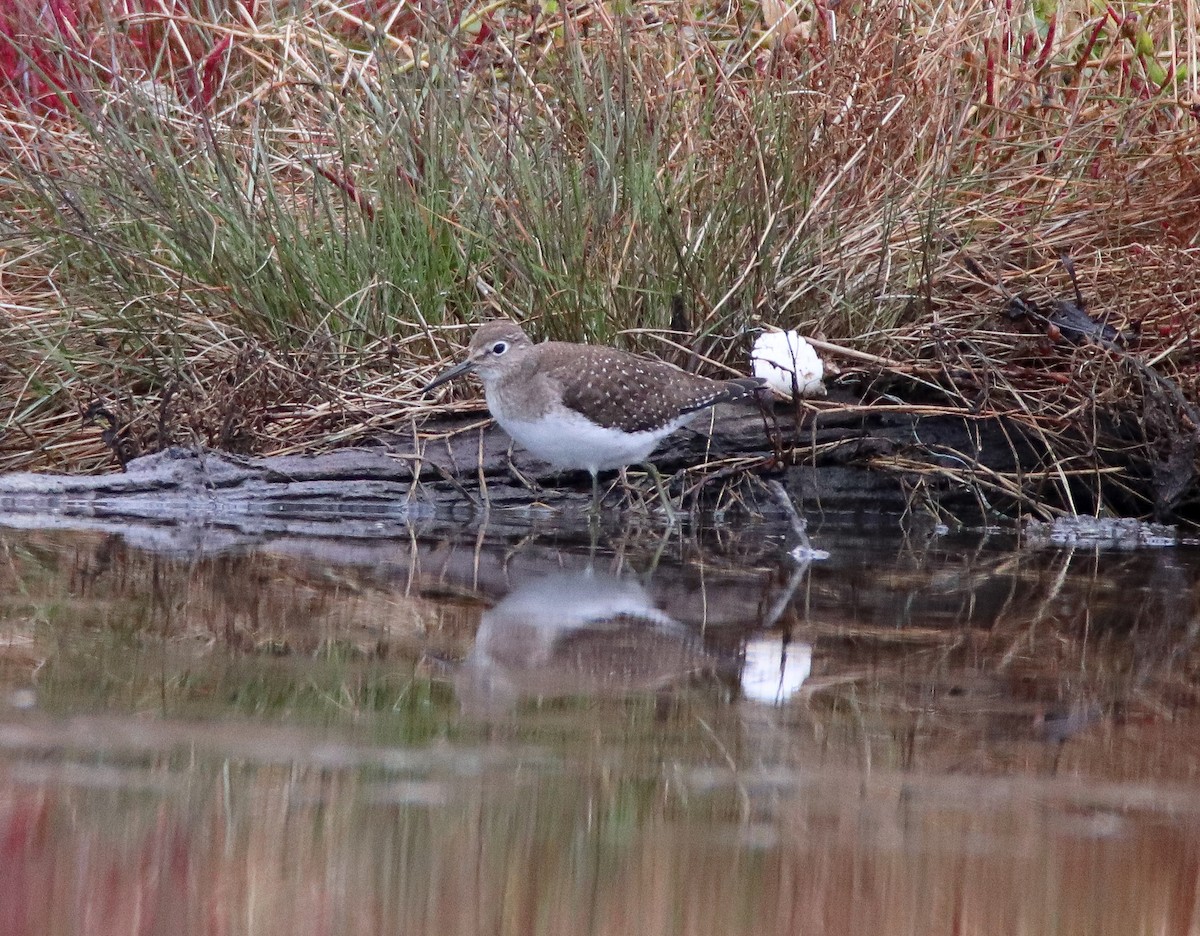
[6,23,840,347]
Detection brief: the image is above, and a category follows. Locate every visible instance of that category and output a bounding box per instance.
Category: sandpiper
[424,320,765,509]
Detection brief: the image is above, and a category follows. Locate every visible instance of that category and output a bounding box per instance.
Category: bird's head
[424,320,534,391]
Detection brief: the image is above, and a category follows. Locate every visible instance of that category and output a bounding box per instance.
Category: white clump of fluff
[751,330,825,397]
[740,638,813,705]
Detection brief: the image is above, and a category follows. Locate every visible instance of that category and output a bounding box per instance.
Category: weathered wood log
[0,387,1058,529]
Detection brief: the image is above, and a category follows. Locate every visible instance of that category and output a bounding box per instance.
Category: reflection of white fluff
[741,638,812,704]
[751,331,825,397]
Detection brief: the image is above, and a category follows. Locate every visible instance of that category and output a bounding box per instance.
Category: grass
[1,0,1198,515]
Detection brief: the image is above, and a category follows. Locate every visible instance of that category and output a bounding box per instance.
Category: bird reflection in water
[455,569,717,714]
[454,553,818,714]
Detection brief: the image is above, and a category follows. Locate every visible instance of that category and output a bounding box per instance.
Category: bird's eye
[491,341,508,355]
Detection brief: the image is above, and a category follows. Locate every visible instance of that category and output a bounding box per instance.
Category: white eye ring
[491,341,508,354]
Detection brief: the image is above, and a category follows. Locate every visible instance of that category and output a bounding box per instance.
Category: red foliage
[0,0,83,111]
[457,18,491,70]
[0,0,253,114]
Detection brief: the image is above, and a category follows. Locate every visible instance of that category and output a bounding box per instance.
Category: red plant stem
[1021,31,1035,62]
[311,163,377,221]
[198,33,232,108]
[1034,14,1056,70]
[395,165,419,192]
[195,0,257,110]
[985,37,996,108]
[458,19,492,70]
[2,0,82,111]
[1075,12,1109,73]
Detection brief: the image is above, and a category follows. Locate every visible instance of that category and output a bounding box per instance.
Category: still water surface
[0,514,1198,936]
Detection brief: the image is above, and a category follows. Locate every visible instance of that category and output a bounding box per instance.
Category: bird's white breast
[486,388,687,473]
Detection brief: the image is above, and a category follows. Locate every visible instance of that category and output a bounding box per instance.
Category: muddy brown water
[0,513,1197,936]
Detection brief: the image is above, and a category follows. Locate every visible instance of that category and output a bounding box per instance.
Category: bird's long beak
[424,359,476,393]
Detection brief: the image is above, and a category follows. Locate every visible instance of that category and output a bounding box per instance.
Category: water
[1,516,1198,936]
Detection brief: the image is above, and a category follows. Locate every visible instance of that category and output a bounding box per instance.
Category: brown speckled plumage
[547,344,761,433]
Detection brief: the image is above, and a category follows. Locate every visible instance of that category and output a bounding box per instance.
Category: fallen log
[0,386,1092,529]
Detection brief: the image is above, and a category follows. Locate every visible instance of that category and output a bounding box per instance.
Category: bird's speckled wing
[540,344,760,433]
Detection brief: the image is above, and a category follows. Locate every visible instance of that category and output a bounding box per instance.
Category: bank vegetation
[1,0,1198,516]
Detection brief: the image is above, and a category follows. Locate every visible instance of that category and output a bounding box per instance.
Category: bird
[424,320,765,511]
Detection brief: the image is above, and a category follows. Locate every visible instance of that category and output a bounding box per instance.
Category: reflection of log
[0,389,1050,524]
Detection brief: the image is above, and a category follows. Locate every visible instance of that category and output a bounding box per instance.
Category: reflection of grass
[32,625,464,742]
[29,623,754,758]
[0,529,469,739]
[0,530,729,749]
[210,663,460,741]
[6,741,1198,936]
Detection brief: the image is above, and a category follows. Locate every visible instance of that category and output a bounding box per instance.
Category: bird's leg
[587,470,604,546]
[642,462,679,526]
[589,469,602,516]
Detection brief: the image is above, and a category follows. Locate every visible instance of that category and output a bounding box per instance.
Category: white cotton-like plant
[750,330,825,397]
